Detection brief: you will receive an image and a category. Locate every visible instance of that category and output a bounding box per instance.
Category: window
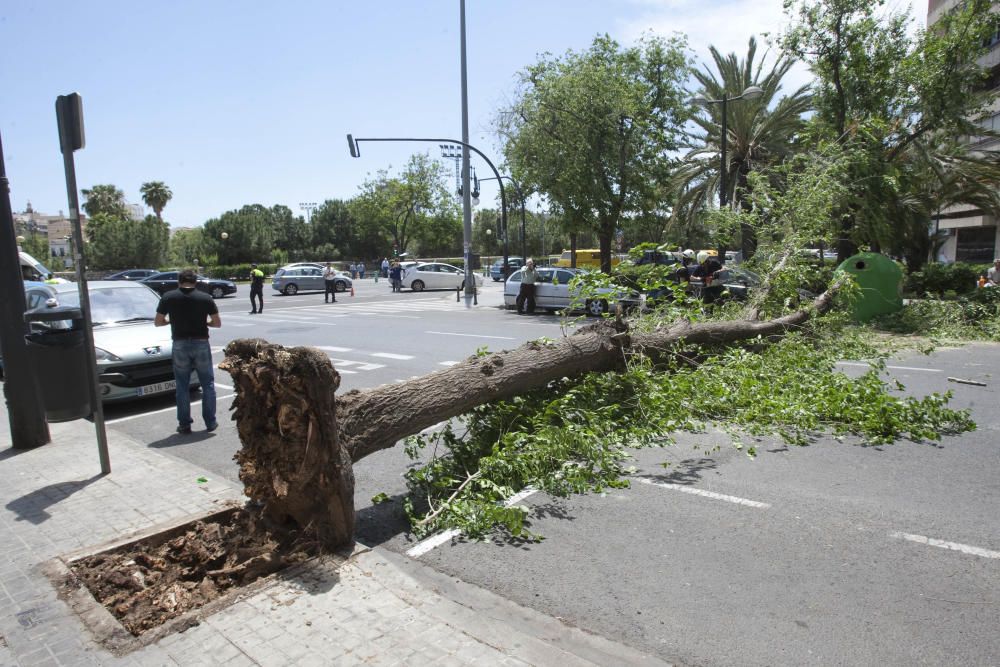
[956,226,997,263]
[557,270,575,285]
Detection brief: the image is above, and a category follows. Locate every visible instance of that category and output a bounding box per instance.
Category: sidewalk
[0,399,669,666]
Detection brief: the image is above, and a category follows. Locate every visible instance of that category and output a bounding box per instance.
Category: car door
[552,270,577,311]
[418,264,441,289]
[438,264,464,289]
[532,269,557,309]
[302,267,323,291]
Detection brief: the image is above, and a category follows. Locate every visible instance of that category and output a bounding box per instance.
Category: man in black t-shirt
[155,269,222,434]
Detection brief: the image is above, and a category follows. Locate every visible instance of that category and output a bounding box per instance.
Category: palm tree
[140,181,173,221]
[671,37,812,257]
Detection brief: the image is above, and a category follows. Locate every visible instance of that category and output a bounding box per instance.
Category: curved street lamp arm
[347,134,508,274]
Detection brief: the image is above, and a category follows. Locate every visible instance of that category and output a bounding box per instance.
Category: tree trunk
[220,291,836,549]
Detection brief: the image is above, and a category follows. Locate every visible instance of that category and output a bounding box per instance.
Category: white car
[503,267,632,315]
[22,281,198,402]
[400,262,483,292]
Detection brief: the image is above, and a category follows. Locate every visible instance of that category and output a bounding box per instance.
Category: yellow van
[554,249,621,269]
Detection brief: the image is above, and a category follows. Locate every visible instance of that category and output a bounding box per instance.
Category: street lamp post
[478,175,526,277]
[299,202,317,224]
[689,85,763,260]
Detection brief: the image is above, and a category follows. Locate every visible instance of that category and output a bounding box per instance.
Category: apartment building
[928,0,1000,262]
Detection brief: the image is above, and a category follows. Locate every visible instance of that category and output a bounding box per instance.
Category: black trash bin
[24,305,91,422]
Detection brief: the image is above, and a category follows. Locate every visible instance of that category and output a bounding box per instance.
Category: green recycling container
[835,252,903,322]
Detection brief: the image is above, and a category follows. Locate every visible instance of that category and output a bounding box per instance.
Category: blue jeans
[172,339,216,428]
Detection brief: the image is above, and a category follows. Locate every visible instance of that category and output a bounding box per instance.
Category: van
[19,251,67,283]
[554,249,622,269]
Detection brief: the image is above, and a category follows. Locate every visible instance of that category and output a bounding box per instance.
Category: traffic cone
[350,286,355,297]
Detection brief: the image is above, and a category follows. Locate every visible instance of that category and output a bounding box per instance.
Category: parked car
[105,268,158,281]
[489,257,525,281]
[272,265,352,295]
[141,272,237,298]
[21,281,198,402]
[641,267,762,308]
[503,267,634,316]
[19,250,68,283]
[400,262,483,292]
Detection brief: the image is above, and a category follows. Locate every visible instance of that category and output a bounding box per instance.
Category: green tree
[202,205,278,264]
[168,227,204,267]
[351,153,456,258]
[81,184,128,219]
[781,0,999,263]
[499,34,691,272]
[139,181,173,221]
[311,199,354,259]
[672,37,811,258]
[271,205,311,258]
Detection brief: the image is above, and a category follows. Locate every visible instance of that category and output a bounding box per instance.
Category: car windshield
[54,286,161,326]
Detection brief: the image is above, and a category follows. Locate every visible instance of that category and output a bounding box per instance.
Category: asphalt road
[102,281,1000,666]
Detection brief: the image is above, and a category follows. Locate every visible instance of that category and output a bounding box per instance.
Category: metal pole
[459,0,474,296]
[56,96,110,474]
[0,131,50,449]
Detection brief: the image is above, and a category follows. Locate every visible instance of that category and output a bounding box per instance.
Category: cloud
[615,0,809,92]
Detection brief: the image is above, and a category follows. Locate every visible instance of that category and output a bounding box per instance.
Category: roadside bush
[903,262,981,297]
[873,288,1000,341]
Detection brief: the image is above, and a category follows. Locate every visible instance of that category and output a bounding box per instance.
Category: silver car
[23,281,198,402]
[272,265,353,295]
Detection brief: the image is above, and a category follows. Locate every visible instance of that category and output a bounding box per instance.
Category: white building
[928,0,1000,263]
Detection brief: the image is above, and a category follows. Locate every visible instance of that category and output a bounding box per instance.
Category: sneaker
[249,310,257,314]
[206,422,218,432]
[176,425,192,435]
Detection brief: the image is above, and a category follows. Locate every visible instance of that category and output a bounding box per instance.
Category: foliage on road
[401,323,974,540]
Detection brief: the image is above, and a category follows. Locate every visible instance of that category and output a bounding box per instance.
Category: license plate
[137,380,176,397]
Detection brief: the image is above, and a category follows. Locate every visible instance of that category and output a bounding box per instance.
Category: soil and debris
[68,507,319,636]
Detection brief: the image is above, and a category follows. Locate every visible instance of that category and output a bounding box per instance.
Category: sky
[1,1,926,230]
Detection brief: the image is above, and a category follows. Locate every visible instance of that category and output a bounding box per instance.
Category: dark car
[642,267,760,308]
[105,268,158,281]
[141,271,238,299]
[490,257,525,281]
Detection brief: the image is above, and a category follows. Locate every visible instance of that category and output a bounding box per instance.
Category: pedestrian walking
[249,263,264,314]
[516,258,538,314]
[358,261,366,279]
[389,260,403,292]
[381,257,389,278]
[323,262,339,303]
[154,269,221,434]
[349,262,357,280]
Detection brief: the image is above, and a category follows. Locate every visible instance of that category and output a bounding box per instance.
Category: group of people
[673,249,725,303]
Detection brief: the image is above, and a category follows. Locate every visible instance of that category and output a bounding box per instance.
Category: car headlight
[93,347,122,362]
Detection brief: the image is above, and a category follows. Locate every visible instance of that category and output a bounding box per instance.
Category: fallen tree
[219,290,836,549]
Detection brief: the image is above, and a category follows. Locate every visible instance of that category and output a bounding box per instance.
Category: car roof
[43,280,153,293]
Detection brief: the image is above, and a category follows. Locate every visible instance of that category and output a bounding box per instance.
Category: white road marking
[407,487,538,558]
[371,352,415,360]
[328,358,385,372]
[837,362,943,373]
[890,531,1000,559]
[315,346,353,353]
[439,361,459,366]
[105,393,236,424]
[426,331,517,340]
[637,478,771,508]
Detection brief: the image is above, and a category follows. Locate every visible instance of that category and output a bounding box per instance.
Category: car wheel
[211,287,224,299]
[283,284,299,296]
[411,280,425,292]
[335,281,347,292]
[585,299,608,317]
